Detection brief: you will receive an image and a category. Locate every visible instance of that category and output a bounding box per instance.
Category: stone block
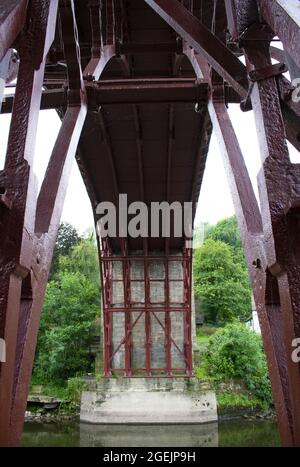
[80,378,218,425]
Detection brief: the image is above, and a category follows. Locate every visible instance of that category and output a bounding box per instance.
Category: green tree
[205,216,242,252]
[193,239,251,324]
[50,223,81,278]
[59,233,100,286]
[34,271,100,383]
[34,227,101,385]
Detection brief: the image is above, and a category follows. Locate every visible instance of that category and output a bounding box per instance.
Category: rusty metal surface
[2,78,210,113]
[144,0,248,97]
[222,1,300,447]
[258,0,300,71]
[0,0,28,61]
[1,0,300,447]
[243,38,300,447]
[186,47,295,447]
[0,0,58,446]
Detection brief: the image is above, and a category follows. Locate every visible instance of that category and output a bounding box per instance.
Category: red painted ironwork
[0,0,128,446]
[243,31,300,448]
[183,41,297,447]
[1,78,210,114]
[258,0,300,72]
[100,239,193,377]
[1,0,300,447]
[144,0,249,97]
[0,0,28,61]
[0,1,59,447]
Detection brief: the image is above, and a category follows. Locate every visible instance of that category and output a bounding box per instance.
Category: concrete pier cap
[80,377,217,425]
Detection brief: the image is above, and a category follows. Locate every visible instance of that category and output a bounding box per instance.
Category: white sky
[0,90,298,235]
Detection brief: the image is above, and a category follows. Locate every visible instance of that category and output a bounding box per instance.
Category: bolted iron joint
[248,62,288,83]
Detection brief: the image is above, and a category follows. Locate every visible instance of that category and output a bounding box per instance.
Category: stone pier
[80,378,217,424]
[80,250,217,425]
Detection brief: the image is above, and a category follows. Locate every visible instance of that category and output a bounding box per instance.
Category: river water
[22,419,280,447]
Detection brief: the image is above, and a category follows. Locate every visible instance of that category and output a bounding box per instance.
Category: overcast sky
[0,89,298,235]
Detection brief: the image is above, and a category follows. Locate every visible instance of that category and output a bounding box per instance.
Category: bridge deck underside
[1,0,300,447]
[72,1,217,378]
[74,0,214,252]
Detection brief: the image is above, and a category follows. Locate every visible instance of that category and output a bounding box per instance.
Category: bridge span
[0,0,300,446]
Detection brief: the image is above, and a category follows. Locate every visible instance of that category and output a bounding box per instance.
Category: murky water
[22,419,280,447]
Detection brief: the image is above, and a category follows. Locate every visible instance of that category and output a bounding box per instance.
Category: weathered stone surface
[80,378,217,425]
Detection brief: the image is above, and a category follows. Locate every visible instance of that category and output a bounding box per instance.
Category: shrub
[65,377,87,409]
[217,392,264,411]
[202,323,273,407]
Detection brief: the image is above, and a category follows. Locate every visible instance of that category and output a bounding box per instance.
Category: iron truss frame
[0,0,300,447]
[100,238,193,378]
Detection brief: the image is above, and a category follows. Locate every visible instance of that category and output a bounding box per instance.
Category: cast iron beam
[185,45,297,447]
[0,0,58,447]
[0,0,28,61]
[118,41,181,55]
[258,0,300,72]
[143,0,249,97]
[1,78,210,113]
[243,34,300,445]
[223,3,300,153]
[278,76,300,152]
[47,41,182,63]
[90,78,209,104]
[35,47,119,235]
[1,88,66,113]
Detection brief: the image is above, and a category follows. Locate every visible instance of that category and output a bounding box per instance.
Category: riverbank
[25,408,275,425]
[25,410,78,424]
[27,366,275,425]
[25,390,275,425]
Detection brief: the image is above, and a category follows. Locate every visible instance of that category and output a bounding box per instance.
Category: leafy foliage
[217,392,265,411]
[193,239,251,323]
[64,377,88,411]
[59,233,99,285]
[34,228,100,385]
[202,323,273,407]
[50,223,81,278]
[205,216,248,266]
[205,216,242,251]
[34,271,100,383]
